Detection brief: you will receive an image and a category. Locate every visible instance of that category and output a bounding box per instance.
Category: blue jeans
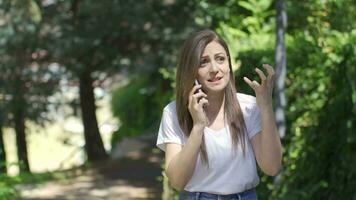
[179,188,258,200]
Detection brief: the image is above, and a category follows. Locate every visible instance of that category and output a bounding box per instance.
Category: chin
[206,87,226,94]
[205,82,229,93]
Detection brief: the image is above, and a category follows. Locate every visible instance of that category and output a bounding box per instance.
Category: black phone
[194,79,202,93]
[194,79,207,109]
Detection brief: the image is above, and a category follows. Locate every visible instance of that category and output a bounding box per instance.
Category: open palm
[243,64,275,108]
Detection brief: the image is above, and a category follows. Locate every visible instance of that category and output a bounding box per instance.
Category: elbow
[170,180,186,191]
[165,170,187,191]
[265,168,280,176]
[264,163,282,176]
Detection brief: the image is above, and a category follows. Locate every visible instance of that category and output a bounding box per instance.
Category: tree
[42,0,201,161]
[271,0,287,190]
[0,85,9,174]
[0,0,62,173]
[274,0,286,139]
[0,123,6,174]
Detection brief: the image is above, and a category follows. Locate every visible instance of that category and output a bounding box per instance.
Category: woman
[156,29,282,200]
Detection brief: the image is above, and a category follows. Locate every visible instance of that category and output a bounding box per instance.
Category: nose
[209,60,219,73]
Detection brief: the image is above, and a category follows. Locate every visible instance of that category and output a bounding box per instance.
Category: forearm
[166,125,204,190]
[259,105,283,175]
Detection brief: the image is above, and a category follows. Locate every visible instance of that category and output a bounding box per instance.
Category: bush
[110,73,173,149]
[0,170,68,200]
[0,182,16,200]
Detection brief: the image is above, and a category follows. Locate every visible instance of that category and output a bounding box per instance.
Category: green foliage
[110,74,172,149]
[0,171,70,200]
[272,34,356,200]
[108,0,200,149]
[0,0,61,126]
[0,0,65,173]
[268,1,355,198]
[0,182,16,200]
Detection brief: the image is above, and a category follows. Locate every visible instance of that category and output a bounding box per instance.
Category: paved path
[16,138,164,200]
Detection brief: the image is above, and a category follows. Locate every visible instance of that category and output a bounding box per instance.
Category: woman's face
[197,41,230,94]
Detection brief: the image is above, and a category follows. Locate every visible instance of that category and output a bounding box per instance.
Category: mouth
[208,77,222,82]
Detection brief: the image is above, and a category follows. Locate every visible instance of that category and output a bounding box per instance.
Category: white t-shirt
[156,93,262,195]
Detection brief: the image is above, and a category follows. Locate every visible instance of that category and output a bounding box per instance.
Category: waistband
[179,188,257,200]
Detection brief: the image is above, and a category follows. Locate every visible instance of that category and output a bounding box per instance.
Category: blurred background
[0,0,355,199]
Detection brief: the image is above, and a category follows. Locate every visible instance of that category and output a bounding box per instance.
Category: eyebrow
[201,52,226,58]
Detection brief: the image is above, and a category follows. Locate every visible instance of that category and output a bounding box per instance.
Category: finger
[252,80,260,87]
[189,84,201,107]
[189,84,202,97]
[244,77,260,90]
[262,64,275,80]
[243,77,253,88]
[198,98,209,107]
[255,68,267,83]
[243,77,258,90]
[192,92,208,101]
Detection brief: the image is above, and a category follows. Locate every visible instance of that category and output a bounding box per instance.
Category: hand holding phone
[194,79,208,107]
[194,79,202,93]
[191,79,209,126]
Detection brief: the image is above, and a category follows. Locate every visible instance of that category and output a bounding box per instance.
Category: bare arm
[244,64,283,176]
[165,125,204,190]
[251,106,282,176]
[165,83,209,190]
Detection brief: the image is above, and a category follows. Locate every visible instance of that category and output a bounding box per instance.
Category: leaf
[29,0,42,23]
[238,1,254,12]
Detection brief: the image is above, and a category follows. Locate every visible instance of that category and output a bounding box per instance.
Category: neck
[205,91,225,123]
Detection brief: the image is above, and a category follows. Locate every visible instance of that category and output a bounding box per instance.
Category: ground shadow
[16,137,164,200]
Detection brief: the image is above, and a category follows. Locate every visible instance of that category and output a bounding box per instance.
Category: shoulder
[236,93,257,107]
[236,93,261,137]
[160,100,185,137]
[163,100,177,114]
[236,93,260,118]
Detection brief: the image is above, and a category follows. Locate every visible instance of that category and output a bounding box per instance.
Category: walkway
[16,136,164,200]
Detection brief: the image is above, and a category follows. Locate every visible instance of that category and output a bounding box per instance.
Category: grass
[0,168,74,200]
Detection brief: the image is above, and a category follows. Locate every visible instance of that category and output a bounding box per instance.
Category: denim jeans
[179,188,258,200]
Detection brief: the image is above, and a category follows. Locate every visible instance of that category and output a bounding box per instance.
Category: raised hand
[243,64,275,109]
[188,84,209,127]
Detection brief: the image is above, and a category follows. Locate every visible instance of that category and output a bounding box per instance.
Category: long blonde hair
[175,29,247,165]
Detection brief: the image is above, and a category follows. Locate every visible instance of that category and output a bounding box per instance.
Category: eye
[200,58,209,67]
[216,56,226,63]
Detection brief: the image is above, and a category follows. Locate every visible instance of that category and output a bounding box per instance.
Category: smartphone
[195,79,207,109]
[194,79,202,93]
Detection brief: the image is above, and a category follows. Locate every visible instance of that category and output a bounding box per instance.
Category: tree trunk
[79,70,108,161]
[275,0,287,139]
[14,108,30,173]
[0,126,7,174]
[274,0,287,186]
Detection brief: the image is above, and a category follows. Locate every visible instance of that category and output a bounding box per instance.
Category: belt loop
[237,193,242,200]
[195,192,200,200]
